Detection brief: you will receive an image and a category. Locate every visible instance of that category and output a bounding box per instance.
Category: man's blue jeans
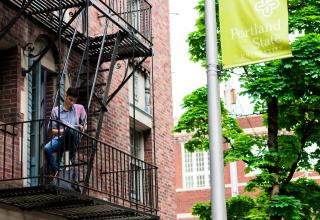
[44,128,80,174]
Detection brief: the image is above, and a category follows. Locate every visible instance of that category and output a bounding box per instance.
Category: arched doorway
[27,34,59,185]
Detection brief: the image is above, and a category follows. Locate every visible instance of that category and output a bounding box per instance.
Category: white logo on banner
[255,0,280,17]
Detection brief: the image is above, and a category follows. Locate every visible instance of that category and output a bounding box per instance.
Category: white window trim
[133,75,139,102]
[129,129,145,202]
[177,213,196,219]
[181,143,211,190]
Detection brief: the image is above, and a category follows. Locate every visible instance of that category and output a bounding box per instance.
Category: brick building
[0,0,175,219]
[174,115,320,220]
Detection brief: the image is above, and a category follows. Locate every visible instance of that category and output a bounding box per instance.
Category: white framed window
[185,176,194,188]
[196,152,205,172]
[129,69,151,115]
[197,175,205,187]
[184,150,193,172]
[182,146,211,189]
[128,0,141,31]
[133,75,139,101]
[144,74,150,113]
[129,128,145,202]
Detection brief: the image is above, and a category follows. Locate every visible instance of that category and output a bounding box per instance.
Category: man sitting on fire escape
[44,87,87,177]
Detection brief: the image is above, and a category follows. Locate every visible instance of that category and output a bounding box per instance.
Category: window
[130,128,144,159]
[128,0,141,31]
[185,176,194,189]
[133,75,139,101]
[184,151,193,173]
[196,175,205,187]
[196,152,204,172]
[129,128,145,202]
[144,74,150,113]
[183,147,211,189]
[129,69,151,115]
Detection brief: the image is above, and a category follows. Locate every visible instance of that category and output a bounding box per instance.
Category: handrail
[5,0,152,43]
[95,0,152,44]
[0,119,156,167]
[0,119,158,214]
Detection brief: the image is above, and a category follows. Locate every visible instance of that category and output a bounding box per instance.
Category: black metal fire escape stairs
[0,0,157,219]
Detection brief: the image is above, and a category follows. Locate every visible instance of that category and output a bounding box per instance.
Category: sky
[169,0,207,118]
[169,0,254,119]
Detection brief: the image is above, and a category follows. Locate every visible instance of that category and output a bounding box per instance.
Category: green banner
[219,0,292,69]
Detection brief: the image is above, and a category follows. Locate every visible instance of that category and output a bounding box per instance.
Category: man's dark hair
[66,87,79,98]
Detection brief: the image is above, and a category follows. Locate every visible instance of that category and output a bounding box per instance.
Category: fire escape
[0,0,158,219]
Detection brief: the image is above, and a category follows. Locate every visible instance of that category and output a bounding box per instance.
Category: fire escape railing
[95,0,152,44]
[3,0,152,44]
[0,119,158,214]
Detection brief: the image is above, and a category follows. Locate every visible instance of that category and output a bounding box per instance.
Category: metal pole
[205,0,227,219]
[87,20,109,110]
[225,81,239,196]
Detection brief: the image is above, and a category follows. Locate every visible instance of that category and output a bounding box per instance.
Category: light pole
[204,0,227,219]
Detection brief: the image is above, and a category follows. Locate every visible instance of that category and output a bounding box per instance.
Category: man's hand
[51,128,64,136]
[79,125,84,132]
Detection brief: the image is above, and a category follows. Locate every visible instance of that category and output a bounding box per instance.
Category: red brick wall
[174,139,183,189]
[0,47,22,123]
[0,124,23,184]
[0,1,176,219]
[238,115,263,129]
[150,0,176,219]
[174,115,320,219]
[176,189,210,214]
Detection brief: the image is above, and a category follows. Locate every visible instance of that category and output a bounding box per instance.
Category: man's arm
[51,128,65,136]
[79,105,87,132]
[49,107,64,136]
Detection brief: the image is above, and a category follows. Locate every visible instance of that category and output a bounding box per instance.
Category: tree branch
[281,120,315,190]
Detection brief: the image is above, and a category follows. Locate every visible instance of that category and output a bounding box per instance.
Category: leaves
[173,86,209,152]
[227,196,256,220]
[269,195,303,220]
[180,0,320,219]
[192,196,256,220]
[284,178,320,219]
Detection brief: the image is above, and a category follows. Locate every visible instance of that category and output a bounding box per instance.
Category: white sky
[169,0,207,118]
[169,0,254,118]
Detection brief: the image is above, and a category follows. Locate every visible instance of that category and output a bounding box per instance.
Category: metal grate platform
[88,32,152,60]
[4,0,152,61]
[5,0,86,15]
[0,185,159,220]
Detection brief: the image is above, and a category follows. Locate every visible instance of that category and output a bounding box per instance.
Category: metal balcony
[3,0,152,61]
[0,119,159,219]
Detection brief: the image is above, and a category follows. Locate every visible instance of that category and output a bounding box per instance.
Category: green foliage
[181,0,320,219]
[288,0,320,34]
[269,195,303,220]
[227,196,256,220]
[191,191,320,220]
[192,201,211,220]
[192,196,256,220]
[173,86,245,152]
[246,193,270,220]
[186,0,206,66]
[284,178,320,219]
[173,86,209,152]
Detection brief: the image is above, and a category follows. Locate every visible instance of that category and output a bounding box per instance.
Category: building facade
[0,0,175,219]
[174,115,320,220]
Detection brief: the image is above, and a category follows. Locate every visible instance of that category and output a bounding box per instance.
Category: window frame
[181,144,211,189]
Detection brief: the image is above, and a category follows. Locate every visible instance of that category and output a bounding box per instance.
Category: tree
[173,86,247,153]
[192,196,256,220]
[175,0,320,218]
